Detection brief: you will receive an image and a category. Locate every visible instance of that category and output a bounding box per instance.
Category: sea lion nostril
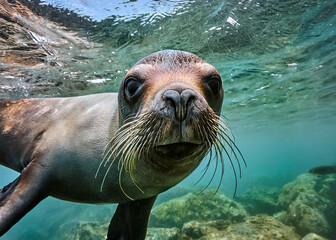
[163,89,196,122]
[163,90,181,121]
[163,90,180,107]
[181,89,196,108]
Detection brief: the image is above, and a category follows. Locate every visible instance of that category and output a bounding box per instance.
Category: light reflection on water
[41,0,193,22]
[2,0,335,128]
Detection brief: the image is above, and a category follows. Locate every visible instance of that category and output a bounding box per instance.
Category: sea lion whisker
[108,126,140,163]
[218,117,236,144]
[218,124,235,150]
[214,129,236,156]
[195,150,211,186]
[217,126,247,169]
[115,111,157,197]
[214,143,225,194]
[219,122,246,161]
[195,148,214,191]
[144,134,155,163]
[196,147,212,174]
[122,140,137,173]
[118,141,136,171]
[201,146,219,192]
[218,114,233,130]
[119,134,146,194]
[194,124,212,185]
[141,134,156,165]
[120,134,139,161]
[207,129,224,178]
[215,121,245,164]
[96,129,130,177]
[101,142,121,168]
[118,164,135,201]
[199,122,213,147]
[95,147,114,178]
[134,137,149,166]
[195,124,219,189]
[102,150,114,169]
[125,135,145,172]
[195,150,212,180]
[104,132,135,167]
[199,116,240,196]
[229,140,247,168]
[126,156,145,194]
[216,136,239,198]
[102,128,134,166]
[153,121,163,140]
[152,121,165,147]
[117,123,153,193]
[216,130,234,155]
[216,131,242,178]
[103,144,122,168]
[100,156,118,192]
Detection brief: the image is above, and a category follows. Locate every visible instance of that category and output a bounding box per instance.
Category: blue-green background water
[1,0,336,239]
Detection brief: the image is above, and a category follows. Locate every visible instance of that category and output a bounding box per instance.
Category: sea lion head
[105,50,243,198]
[119,50,223,120]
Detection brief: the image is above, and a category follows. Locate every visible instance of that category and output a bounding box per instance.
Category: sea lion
[0,50,244,239]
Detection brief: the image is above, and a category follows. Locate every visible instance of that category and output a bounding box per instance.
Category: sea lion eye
[125,77,141,98]
[207,76,222,94]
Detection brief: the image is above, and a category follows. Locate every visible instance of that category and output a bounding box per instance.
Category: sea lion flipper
[107,195,157,240]
[0,162,48,236]
[0,177,20,196]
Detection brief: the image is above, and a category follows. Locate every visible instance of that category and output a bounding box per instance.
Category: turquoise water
[1,0,336,239]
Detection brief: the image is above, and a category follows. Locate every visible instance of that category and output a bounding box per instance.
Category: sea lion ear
[107,196,157,240]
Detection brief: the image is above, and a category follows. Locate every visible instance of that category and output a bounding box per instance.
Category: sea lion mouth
[154,142,201,159]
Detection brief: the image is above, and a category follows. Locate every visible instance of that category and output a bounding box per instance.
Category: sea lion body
[0,50,236,239]
[1,93,122,203]
[0,93,198,203]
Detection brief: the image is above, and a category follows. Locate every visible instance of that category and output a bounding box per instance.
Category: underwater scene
[0,0,336,239]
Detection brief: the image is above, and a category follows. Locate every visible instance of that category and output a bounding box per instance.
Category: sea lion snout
[162,88,196,122]
[146,82,209,146]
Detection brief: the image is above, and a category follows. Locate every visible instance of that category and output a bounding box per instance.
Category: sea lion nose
[163,89,196,122]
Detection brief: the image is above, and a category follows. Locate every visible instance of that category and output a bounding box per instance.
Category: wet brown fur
[0,99,50,171]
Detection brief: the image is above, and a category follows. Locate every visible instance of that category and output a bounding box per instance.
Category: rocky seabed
[66,173,336,240]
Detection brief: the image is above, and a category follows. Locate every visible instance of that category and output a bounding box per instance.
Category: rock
[276,173,336,239]
[199,216,301,240]
[180,216,301,240]
[0,0,95,97]
[66,216,302,240]
[146,228,181,240]
[149,190,248,228]
[181,220,231,239]
[65,222,182,240]
[154,185,203,206]
[301,233,329,240]
[0,0,89,66]
[65,221,108,240]
[235,187,281,215]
